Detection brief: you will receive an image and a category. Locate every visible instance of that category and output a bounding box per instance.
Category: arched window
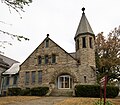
[82,37,86,48]
[45,39,49,48]
[89,37,93,48]
[58,75,72,89]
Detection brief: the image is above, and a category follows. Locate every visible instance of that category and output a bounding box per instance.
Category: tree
[0,0,32,53]
[95,26,120,84]
[1,0,32,13]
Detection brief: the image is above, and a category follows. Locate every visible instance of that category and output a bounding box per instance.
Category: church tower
[74,7,96,67]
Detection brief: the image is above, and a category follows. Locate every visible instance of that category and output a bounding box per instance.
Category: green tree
[95,26,120,84]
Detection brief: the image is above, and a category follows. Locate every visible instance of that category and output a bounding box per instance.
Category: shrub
[8,88,21,96]
[20,88,31,96]
[30,87,49,96]
[75,85,100,97]
[106,86,119,98]
[75,85,119,98]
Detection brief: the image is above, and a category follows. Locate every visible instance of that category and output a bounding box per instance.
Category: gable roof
[75,8,94,39]
[21,35,77,66]
[2,63,20,75]
[48,37,77,61]
[0,58,9,69]
[0,54,19,66]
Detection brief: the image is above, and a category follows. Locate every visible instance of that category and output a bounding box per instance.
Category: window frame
[45,39,49,48]
[38,71,42,84]
[45,55,49,64]
[38,55,42,65]
[58,75,72,89]
[25,72,30,85]
[6,76,10,86]
[13,75,18,85]
[52,54,56,64]
[89,37,93,48]
[31,71,36,84]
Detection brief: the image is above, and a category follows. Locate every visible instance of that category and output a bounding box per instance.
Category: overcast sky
[0,0,120,63]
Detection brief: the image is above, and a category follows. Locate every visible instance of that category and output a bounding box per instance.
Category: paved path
[8,97,67,105]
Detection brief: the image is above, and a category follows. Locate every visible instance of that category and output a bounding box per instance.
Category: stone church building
[18,8,96,96]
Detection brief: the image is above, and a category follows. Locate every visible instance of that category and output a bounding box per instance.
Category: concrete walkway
[8,97,67,105]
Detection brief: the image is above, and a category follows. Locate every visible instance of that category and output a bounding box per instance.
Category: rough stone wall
[18,36,96,90]
[75,34,96,85]
[75,35,96,66]
[18,37,79,89]
[78,64,96,85]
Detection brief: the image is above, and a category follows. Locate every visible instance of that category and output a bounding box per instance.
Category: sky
[0,0,120,63]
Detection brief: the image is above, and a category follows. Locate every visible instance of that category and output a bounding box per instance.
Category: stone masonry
[18,8,96,96]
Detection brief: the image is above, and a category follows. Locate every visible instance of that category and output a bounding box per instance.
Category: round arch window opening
[58,75,72,89]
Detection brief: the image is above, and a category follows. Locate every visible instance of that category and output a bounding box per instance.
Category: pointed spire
[75,7,94,39]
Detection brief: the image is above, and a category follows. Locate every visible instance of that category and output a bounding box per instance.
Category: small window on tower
[82,37,86,48]
[89,37,93,48]
[45,39,49,48]
[76,39,79,51]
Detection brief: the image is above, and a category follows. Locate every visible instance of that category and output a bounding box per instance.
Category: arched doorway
[57,75,72,89]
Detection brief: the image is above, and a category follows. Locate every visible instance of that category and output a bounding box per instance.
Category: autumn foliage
[95,26,120,83]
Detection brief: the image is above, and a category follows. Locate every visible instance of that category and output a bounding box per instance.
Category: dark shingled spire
[75,7,94,39]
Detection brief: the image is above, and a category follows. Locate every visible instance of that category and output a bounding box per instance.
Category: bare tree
[0,0,32,53]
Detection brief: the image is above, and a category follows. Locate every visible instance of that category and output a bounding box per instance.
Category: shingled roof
[75,7,94,39]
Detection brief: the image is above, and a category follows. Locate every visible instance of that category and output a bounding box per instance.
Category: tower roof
[75,7,94,39]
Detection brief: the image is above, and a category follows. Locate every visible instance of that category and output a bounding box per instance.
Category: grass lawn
[55,97,120,105]
[0,96,40,105]
[0,96,120,105]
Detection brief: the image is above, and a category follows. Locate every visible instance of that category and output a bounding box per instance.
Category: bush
[8,88,21,96]
[30,87,49,96]
[75,85,119,98]
[106,86,119,98]
[7,87,49,96]
[20,88,31,96]
[75,85,100,97]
